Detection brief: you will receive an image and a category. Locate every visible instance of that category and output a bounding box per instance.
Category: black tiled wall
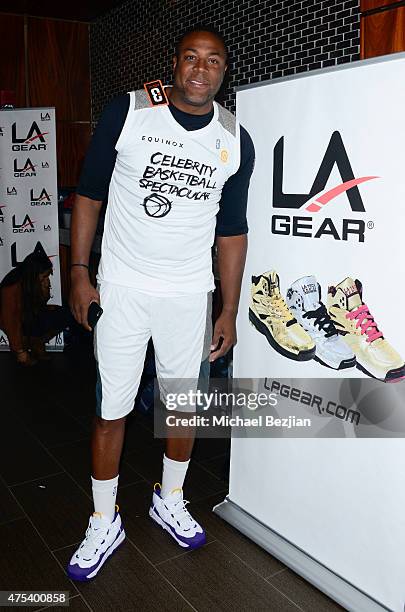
[90,0,360,120]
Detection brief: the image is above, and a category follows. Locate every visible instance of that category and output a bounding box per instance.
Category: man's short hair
[174,25,229,61]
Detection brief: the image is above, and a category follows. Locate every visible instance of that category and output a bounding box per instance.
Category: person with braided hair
[0,244,73,365]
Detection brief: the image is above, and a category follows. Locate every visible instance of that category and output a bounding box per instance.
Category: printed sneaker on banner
[286,275,356,370]
[327,277,405,382]
[67,505,125,581]
[149,484,206,549]
[249,270,315,361]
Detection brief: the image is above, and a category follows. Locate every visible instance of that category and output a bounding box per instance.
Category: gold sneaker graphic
[249,271,315,361]
[327,277,405,382]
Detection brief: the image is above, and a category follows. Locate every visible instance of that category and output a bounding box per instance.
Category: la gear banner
[0,107,62,350]
[229,56,405,612]
[235,60,404,384]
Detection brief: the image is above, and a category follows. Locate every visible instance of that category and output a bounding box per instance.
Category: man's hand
[69,269,99,331]
[211,234,247,363]
[209,310,237,362]
[69,194,103,330]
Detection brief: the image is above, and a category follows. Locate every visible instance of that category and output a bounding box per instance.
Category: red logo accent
[21,219,35,229]
[26,132,49,144]
[305,176,378,213]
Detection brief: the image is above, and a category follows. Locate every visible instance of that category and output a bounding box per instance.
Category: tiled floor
[0,346,345,611]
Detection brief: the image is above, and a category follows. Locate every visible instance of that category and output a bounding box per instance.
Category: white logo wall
[0,108,62,350]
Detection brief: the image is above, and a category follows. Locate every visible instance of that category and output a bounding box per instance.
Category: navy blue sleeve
[215,126,255,237]
[76,94,130,201]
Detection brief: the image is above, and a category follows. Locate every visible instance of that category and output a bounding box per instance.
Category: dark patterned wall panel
[56,121,91,186]
[361,5,405,57]
[90,0,361,120]
[27,17,91,121]
[361,1,396,10]
[0,14,26,107]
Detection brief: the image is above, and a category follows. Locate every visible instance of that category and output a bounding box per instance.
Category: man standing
[67,25,254,581]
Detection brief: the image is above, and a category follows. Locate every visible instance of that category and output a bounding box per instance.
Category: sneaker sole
[67,528,126,582]
[335,330,405,382]
[249,309,315,362]
[149,506,206,550]
[314,355,357,370]
[355,361,405,383]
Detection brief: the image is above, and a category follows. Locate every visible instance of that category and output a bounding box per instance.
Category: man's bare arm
[210,234,247,362]
[69,194,103,330]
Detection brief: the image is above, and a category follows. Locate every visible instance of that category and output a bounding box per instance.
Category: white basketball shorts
[94,281,211,420]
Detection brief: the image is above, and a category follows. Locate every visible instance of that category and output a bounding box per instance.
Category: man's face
[172,31,227,110]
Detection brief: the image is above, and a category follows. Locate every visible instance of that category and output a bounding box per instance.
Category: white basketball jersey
[98,89,241,295]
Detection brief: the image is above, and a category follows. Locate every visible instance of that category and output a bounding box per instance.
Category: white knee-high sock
[161,454,190,498]
[91,475,119,522]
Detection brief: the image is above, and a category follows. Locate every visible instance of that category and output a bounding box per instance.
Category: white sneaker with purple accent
[67,505,125,581]
[149,484,206,549]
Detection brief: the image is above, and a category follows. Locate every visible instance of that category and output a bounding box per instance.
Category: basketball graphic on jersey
[142,193,172,217]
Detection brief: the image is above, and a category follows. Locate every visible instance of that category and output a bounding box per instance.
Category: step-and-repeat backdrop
[0,108,62,350]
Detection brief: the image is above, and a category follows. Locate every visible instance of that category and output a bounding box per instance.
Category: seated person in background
[0,244,74,366]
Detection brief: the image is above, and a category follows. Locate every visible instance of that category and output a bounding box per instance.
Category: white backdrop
[231,55,405,611]
[0,107,62,350]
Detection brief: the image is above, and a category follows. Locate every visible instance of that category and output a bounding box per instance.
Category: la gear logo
[11,121,48,151]
[11,241,45,266]
[12,214,35,233]
[303,283,317,294]
[7,187,17,196]
[144,80,169,106]
[342,284,358,298]
[271,131,378,243]
[31,187,52,206]
[14,158,36,177]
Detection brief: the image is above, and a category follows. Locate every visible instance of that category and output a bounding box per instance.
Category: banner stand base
[213,497,389,612]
